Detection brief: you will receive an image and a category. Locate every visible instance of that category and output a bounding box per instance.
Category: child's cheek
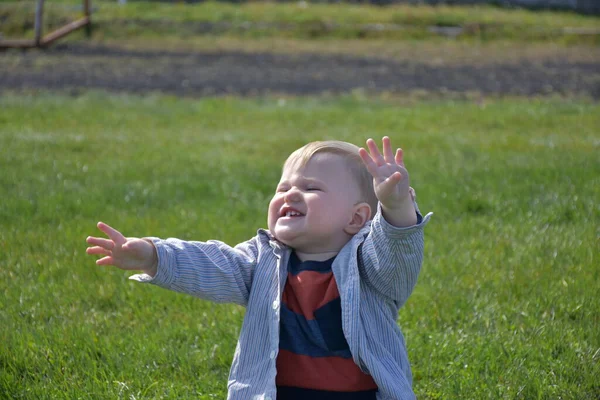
[267,196,282,227]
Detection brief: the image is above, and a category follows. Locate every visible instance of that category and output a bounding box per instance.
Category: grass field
[0,92,599,398]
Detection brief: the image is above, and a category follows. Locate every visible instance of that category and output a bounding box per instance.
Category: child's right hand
[86,222,158,276]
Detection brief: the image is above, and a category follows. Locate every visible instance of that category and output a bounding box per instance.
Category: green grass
[1,0,599,43]
[0,92,599,398]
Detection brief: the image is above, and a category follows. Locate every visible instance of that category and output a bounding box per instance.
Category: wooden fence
[0,0,92,49]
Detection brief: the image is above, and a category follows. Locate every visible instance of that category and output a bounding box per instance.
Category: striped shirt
[276,252,378,397]
[131,202,432,400]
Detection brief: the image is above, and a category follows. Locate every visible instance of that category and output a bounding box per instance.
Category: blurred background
[0,0,599,97]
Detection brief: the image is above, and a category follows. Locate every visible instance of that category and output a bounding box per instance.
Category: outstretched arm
[86,223,257,306]
[359,136,417,227]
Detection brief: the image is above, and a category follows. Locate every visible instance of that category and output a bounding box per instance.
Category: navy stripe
[313,297,350,352]
[280,303,352,359]
[289,251,334,275]
[277,386,377,400]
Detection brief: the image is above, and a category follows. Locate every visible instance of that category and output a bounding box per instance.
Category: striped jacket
[131,203,432,400]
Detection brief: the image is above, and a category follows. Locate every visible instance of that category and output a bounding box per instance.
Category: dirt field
[1,42,599,98]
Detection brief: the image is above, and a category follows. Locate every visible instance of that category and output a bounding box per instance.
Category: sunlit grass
[0,92,599,398]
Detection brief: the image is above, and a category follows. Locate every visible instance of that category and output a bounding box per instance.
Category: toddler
[86,137,432,400]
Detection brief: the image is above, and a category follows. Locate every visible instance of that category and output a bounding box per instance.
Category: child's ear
[345,203,371,235]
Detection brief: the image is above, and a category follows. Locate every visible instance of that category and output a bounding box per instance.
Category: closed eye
[306,187,321,191]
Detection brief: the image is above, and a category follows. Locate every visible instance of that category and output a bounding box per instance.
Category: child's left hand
[359,137,417,227]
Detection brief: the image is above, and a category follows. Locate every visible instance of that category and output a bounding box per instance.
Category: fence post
[84,0,92,37]
[34,0,45,46]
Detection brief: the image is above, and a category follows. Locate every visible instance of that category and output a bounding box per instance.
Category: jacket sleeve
[129,235,259,307]
[358,200,432,307]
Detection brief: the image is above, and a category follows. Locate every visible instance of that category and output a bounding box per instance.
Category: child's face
[268,153,363,254]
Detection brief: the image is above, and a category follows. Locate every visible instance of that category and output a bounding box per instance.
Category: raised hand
[86,222,157,275]
[359,137,411,208]
[359,137,417,227]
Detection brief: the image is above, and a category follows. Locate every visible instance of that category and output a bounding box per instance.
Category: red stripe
[282,271,340,319]
[276,350,377,392]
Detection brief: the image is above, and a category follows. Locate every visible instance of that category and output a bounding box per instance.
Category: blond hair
[283,141,378,218]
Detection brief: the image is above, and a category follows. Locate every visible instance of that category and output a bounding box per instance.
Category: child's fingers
[366,138,385,166]
[395,148,404,167]
[376,172,403,200]
[96,256,115,266]
[86,236,114,250]
[382,137,395,164]
[381,171,402,189]
[97,222,126,245]
[86,246,112,256]
[359,147,379,177]
[385,171,403,185]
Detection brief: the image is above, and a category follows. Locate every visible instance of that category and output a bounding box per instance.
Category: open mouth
[280,206,304,218]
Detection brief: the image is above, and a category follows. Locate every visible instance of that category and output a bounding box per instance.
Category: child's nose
[284,187,302,202]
